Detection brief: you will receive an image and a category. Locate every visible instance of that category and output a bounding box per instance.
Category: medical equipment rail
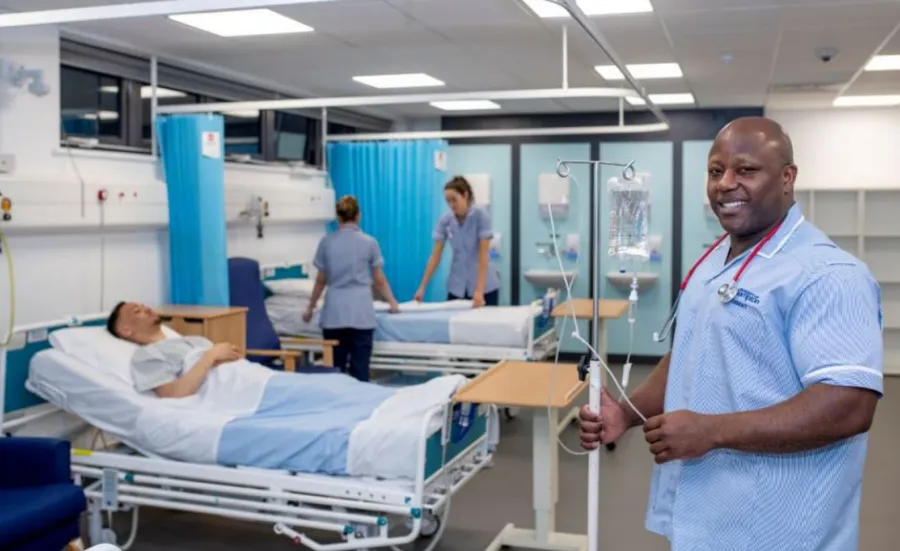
[0,314,497,550]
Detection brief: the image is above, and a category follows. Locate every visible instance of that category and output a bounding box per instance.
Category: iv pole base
[482,524,587,551]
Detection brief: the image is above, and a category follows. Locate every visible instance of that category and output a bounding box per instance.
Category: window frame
[59,38,392,165]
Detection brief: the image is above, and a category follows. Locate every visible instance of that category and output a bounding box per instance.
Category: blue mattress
[374,310,455,344]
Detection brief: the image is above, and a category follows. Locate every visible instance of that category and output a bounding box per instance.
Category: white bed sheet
[267,297,537,349]
[26,349,470,480]
[26,349,245,462]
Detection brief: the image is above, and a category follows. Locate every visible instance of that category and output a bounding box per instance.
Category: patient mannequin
[106,302,241,398]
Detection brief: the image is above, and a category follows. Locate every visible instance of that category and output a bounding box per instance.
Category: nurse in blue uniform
[414,176,500,307]
[304,196,399,382]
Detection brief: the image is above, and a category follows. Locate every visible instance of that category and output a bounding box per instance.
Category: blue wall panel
[599,142,674,357]
[444,144,513,305]
[520,143,591,354]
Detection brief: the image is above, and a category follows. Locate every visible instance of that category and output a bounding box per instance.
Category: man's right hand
[210,343,241,365]
[579,387,631,450]
[413,288,424,303]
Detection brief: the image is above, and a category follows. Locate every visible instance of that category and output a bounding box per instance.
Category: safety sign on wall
[201,131,222,159]
[434,151,447,171]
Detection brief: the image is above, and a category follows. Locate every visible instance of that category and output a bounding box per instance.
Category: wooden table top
[453,360,586,409]
[154,305,249,319]
[551,298,628,320]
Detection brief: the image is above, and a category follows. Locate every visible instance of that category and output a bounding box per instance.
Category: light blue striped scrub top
[650,202,884,551]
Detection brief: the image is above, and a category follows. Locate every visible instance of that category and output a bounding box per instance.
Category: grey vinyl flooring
[99,366,899,551]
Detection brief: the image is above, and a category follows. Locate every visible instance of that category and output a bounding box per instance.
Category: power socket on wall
[0,153,15,174]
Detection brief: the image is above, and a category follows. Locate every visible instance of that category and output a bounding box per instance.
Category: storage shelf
[801,188,900,376]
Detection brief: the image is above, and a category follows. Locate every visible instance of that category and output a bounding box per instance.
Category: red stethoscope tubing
[654,221,783,342]
[679,221,784,293]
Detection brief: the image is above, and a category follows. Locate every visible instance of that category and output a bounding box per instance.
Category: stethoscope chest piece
[718,283,738,304]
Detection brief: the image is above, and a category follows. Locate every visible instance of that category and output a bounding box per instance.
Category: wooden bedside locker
[155,305,249,355]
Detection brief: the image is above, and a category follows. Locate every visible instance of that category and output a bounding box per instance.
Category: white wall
[767,108,900,190]
[0,26,333,329]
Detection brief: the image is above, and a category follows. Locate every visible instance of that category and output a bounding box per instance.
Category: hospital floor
[106,366,900,551]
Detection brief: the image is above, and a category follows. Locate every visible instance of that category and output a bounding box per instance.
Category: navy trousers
[322,328,375,382]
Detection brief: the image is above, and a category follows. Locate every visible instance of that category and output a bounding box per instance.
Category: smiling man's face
[706,117,797,240]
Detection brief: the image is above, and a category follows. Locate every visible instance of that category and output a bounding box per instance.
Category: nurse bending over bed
[414,176,500,307]
[303,195,400,382]
[106,301,240,398]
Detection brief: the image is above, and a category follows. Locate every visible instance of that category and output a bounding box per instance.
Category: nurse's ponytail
[444,176,474,205]
[336,195,360,223]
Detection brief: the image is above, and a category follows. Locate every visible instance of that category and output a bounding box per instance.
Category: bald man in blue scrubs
[580,117,883,551]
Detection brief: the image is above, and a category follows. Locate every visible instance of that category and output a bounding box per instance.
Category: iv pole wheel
[605,443,617,452]
[503,407,518,420]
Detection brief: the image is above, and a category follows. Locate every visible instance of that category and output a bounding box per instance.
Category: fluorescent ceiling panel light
[521,0,653,18]
[352,73,445,89]
[224,109,261,118]
[83,110,120,121]
[168,9,313,37]
[430,100,501,111]
[595,63,682,81]
[140,86,188,99]
[833,95,900,107]
[626,93,695,106]
[864,55,900,71]
[0,0,333,29]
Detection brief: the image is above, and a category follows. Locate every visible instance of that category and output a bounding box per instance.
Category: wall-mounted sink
[524,269,577,290]
[606,271,659,291]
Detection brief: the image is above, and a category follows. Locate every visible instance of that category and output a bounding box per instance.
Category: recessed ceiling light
[595,63,683,81]
[521,0,653,18]
[168,9,313,37]
[833,95,900,107]
[864,55,900,72]
[82,110,120,121]
[224,109,261,118]
[352,73,445,89]
[430,100,501,111]
[626,93,695,106]
[140,86,188,99]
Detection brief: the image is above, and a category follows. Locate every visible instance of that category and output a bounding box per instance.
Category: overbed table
[454,359,588,551]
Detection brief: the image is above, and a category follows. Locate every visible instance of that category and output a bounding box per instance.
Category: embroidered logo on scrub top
[731,288,760,309]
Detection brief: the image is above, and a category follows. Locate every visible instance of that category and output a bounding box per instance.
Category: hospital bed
[263,271,559,377]
[0,314,497,550]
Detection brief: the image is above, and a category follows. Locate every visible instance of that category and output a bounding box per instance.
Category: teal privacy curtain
[156,114,230,306]
[326,140,447,302]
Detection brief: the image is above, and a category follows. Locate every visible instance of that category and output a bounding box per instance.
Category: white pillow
[265,278,318,298]
[49,325,181,379]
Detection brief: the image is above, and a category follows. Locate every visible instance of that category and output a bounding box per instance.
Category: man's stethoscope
[653,221,783,342]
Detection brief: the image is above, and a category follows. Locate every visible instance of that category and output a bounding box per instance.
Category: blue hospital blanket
[374,309,456,343]
[216,373,396,475]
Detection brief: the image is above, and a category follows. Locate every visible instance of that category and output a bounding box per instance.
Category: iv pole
[555,158,635,551]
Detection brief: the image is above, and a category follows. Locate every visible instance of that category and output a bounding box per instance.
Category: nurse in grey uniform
[414,176,500,307]
[303,196,399,382]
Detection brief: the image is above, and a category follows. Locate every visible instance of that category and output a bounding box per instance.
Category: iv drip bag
[608,173,651,261]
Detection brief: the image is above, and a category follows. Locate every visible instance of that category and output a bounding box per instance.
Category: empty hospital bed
[264,276,559,377]
[1,316,496,550]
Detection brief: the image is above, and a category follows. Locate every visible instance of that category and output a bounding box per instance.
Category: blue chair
[0,437,86,551]
[228,257,337,373]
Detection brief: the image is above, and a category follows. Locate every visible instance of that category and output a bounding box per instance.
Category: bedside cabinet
[155,305,249,355]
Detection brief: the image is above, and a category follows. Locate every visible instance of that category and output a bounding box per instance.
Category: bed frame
[370,300,558,376]
[260,263,560,377]
[0,313,496,550]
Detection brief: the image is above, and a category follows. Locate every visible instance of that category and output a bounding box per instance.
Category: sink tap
[535,241,558,257]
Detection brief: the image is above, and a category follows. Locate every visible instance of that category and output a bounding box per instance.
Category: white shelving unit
[795,189,900,376]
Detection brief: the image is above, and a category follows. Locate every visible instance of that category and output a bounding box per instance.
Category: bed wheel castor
[605,443,616,452]
[420,512,441,538]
